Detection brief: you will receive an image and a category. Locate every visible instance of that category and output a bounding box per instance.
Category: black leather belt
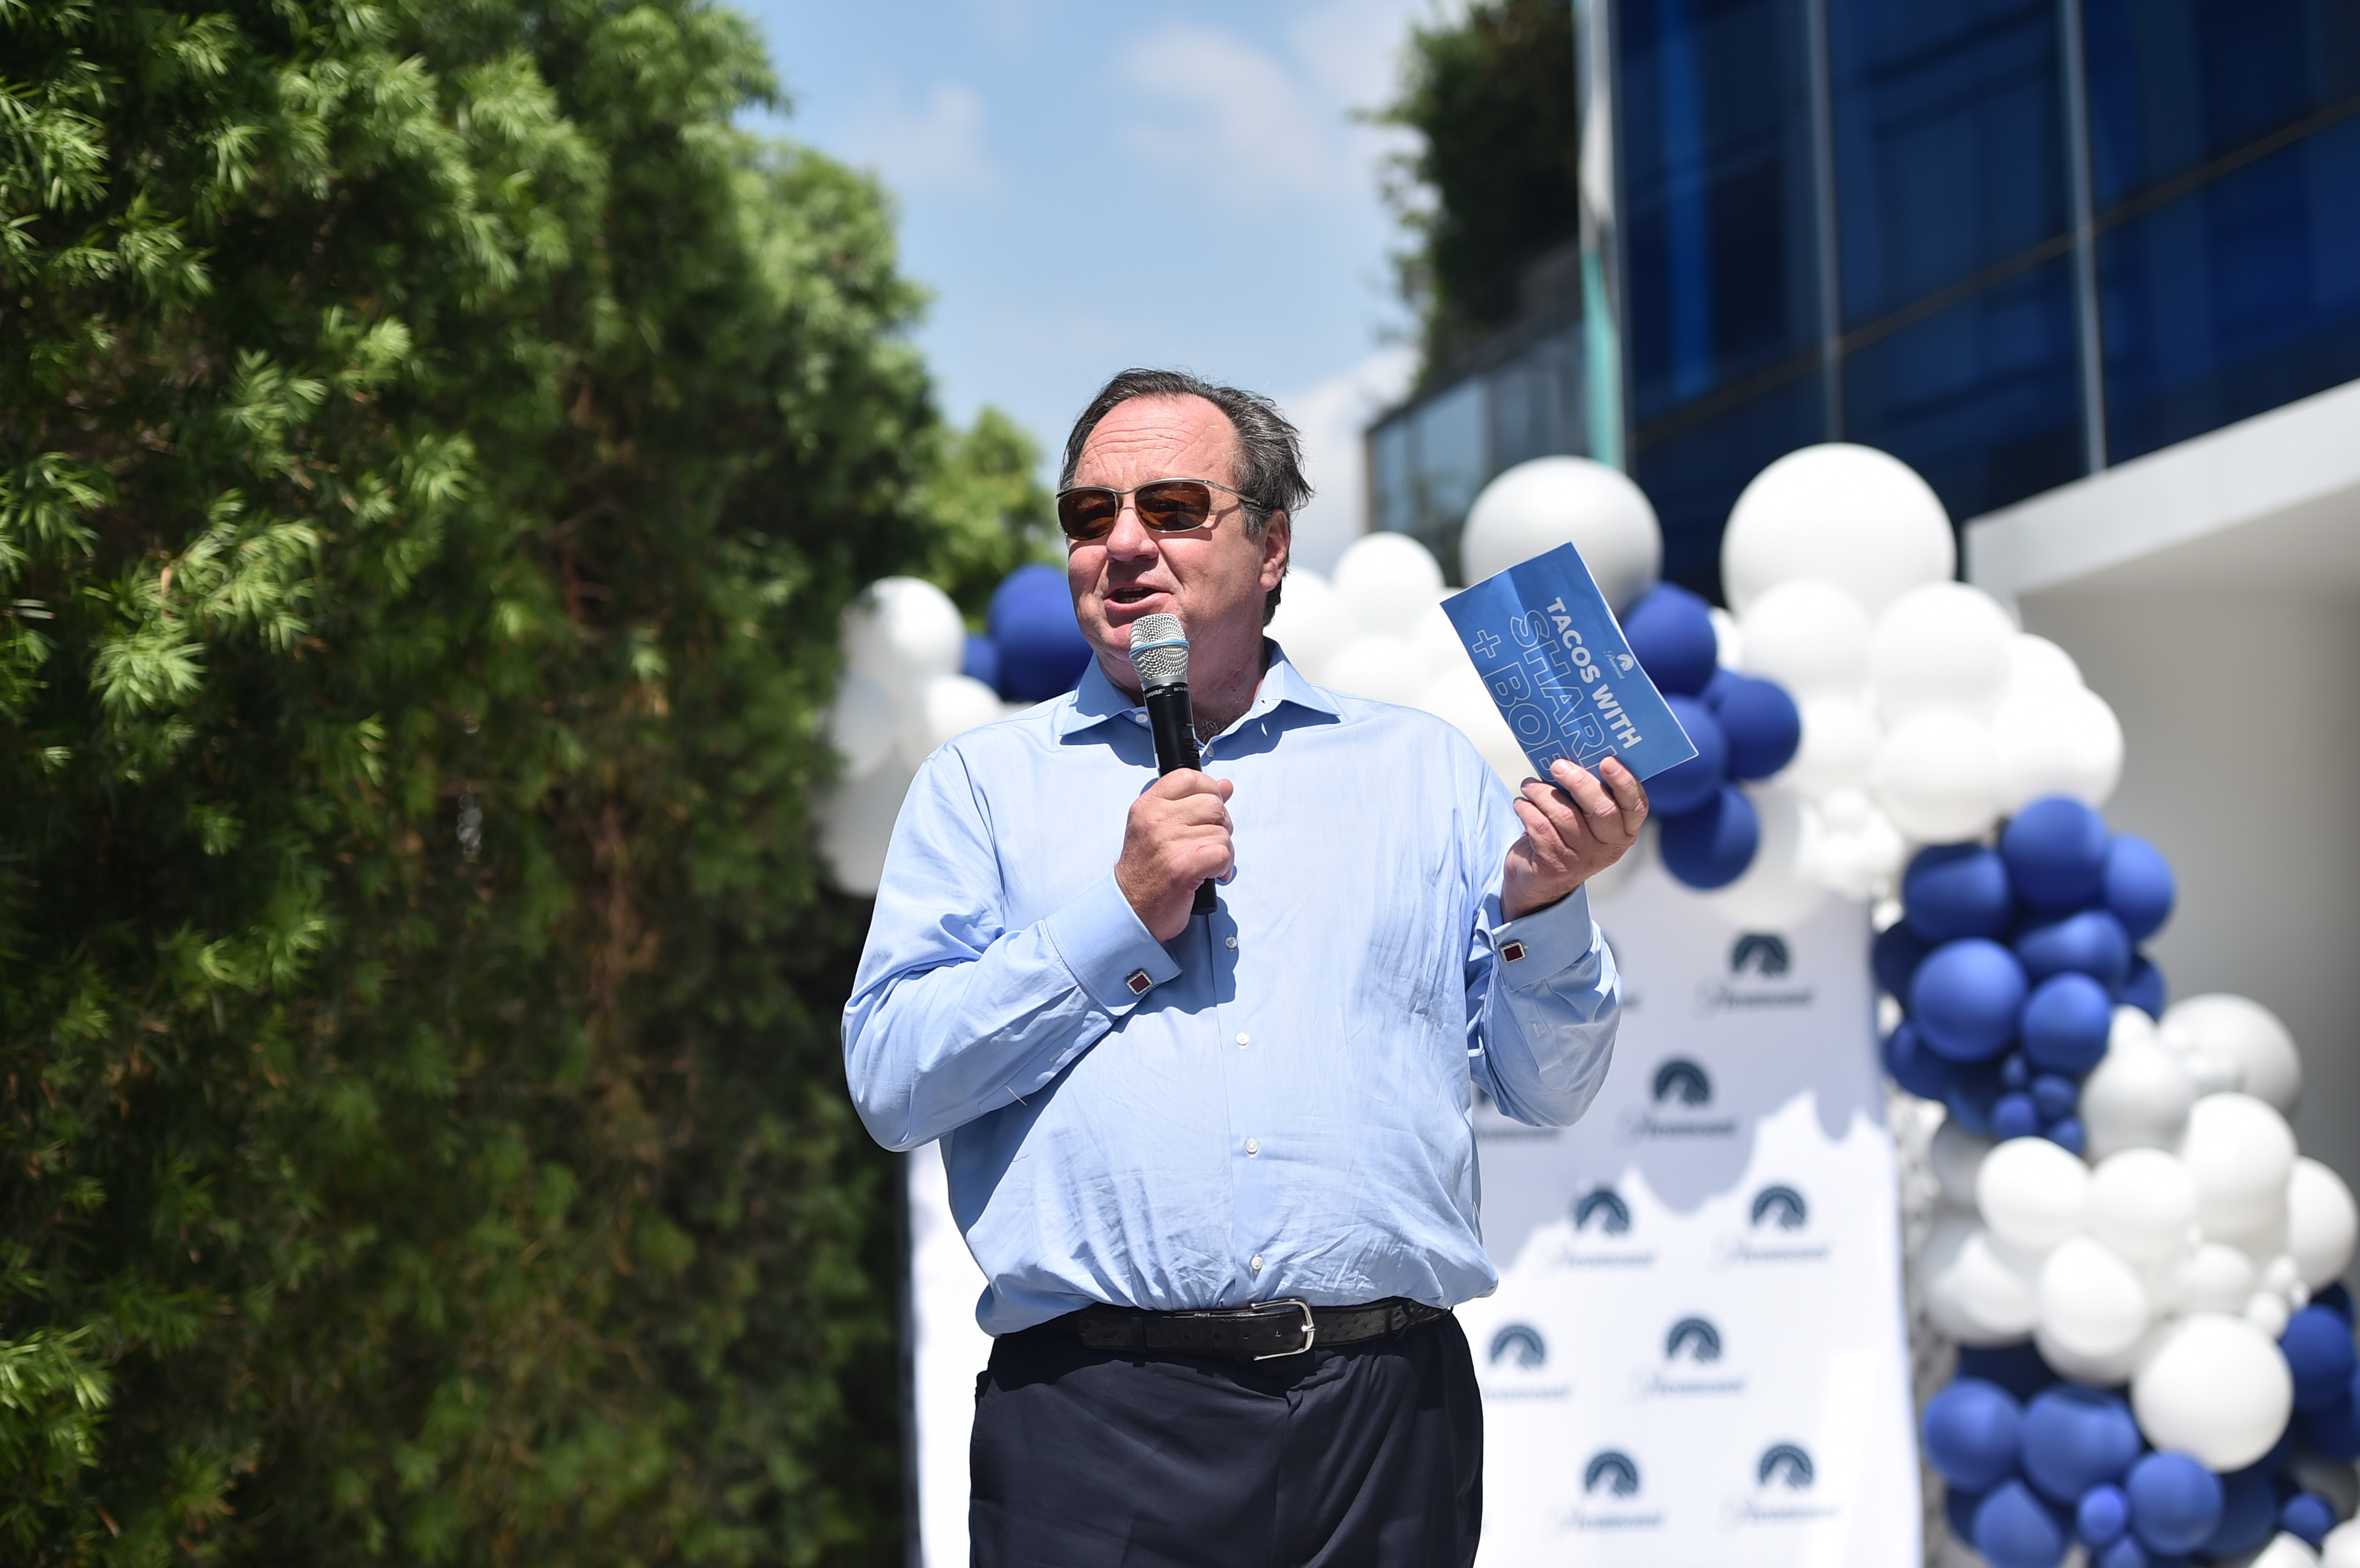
[1038,1297,1448,1362]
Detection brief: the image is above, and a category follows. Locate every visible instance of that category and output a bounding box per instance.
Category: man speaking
[843,369,1647,1566]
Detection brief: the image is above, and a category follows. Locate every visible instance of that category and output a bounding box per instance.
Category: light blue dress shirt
[843,644,1622,1335]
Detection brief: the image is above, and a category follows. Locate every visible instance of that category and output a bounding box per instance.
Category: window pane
[1633,370,1825,601]
[2085,0,2360,209]
[1393,380,1488,577]
[1621,0,1822,424]
[1843,255,2084,521]
[1488,328,1585,472]
[2099,116,2360,461]
[1372,418,1415,537]
[1827,0,2069,329]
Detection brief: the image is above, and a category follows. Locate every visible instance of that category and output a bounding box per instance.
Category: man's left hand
[1501,757,1650,921]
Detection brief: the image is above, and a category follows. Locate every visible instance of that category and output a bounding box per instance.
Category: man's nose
[1103,499,1160,561]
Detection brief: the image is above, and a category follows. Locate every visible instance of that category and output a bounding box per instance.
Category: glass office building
[1366,0,2360,600]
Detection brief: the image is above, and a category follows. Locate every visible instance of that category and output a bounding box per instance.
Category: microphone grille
[1127,613,1189,688]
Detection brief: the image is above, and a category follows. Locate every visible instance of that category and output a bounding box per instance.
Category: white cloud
[1276,344,1418,575]
[1116,24,1333,207]
[840,80,999,195]
[1287,0,1433,115]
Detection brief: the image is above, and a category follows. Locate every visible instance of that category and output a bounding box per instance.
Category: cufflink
[1499,941,1527,964]
[1125,969,1153,996]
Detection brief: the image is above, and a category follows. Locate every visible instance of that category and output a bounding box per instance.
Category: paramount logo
[1693,931,1815,1016]
[1483,1322,1571,1399]
[1633,1315,1746,1399]
[1723,1442,1841,1527]
[1619,1057,1737,1142]
[1561,1449,1664,1533]
[1718,1183,1833,1267]
[1553,1186,1656,1269]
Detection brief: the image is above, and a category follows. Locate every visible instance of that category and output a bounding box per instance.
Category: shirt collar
[1054,639,1340,743]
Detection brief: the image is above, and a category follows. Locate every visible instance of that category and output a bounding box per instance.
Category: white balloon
[1979,1136,2092,1253]
[2252,1535,2326,1568]
[1738,580,1874,698]
[1333,532,1446,637]
[1416,662,1530,792]
[2289,1158,2360,1290]
[2248,1290,2294,1339]
[2164,996,2303,1116]
[1923,1213,2042,1343]
[1709,606,1743,670]
[900,674,1005,766]
[843,576,964,693]
[1326,634,1430,706]
[1704,785,1827,928]
[1781,697,1881,796]
[1932,1117,1995,1210]
[2175,1242,2261,1313]
[1799,791,1907,899]
[2091,1148,2200,1265]
[2183,1094,2300,1238]
[815,757,914,896]
[826,670,898,775]
[2331,1521,2360,1568]
[2040,1235,2153,1357]
[1460,456,1663,612]
[2133,1312,2296,1471]
[1267,568,1351,686]
[2006,633,2085,698]
[1873,708,2001,844]
[2082,1012,2197,1161]
[2036,1321,2155,1389]
[1870,582,2016,723]
[1991,684,2125,812]
[1721,442,1955,617]
[1409,596,1466,670]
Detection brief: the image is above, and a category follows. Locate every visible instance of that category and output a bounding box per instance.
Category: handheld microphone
[1127,613,1218,917]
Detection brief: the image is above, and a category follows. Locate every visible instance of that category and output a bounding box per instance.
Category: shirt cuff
[1041,870,1183,1012]
[1492,885,1599,987]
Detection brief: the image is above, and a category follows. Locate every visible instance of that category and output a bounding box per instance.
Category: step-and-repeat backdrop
[904,861,1920,1565]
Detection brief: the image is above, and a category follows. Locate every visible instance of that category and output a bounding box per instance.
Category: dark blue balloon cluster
[1877,797,2177,1149]
[960,564,1095,702]
[1621,584,1800,891]
[1924,1295,2359,1567]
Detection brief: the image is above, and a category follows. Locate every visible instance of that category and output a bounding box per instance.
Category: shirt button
[1246,1138,1260,1156]
[1251,1255,1264,1273]
[1225,935,1238,949]
[1235,1032,1250,1045]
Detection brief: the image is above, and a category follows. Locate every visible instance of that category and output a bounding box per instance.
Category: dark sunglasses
[1055,477,1267,543]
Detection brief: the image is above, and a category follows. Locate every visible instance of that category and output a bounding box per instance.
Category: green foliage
[912,406,1055,622]
[1377,0,1582,377]
[0,0,981,1558]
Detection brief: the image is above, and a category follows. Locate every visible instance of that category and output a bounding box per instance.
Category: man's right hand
[1115,769,1235,941]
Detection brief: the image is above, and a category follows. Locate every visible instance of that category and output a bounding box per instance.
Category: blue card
[1442,543,1699,783]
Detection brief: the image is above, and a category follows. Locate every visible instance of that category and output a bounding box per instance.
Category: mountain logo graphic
[1665,1316,1723,1363]
[1584,1450,1640,1497]
[1574,1187,1632,1235]
[1730,933,1791,976]
[1750,1185,1808,1230]
[1489,1323,1547,1369]
[1651,1058,1713,1107]
[1759,1443,1815,1489]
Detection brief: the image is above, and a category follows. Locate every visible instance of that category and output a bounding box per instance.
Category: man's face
[1066,395,1289,687]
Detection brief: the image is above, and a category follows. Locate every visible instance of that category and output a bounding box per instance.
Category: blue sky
[736,0,1441,569]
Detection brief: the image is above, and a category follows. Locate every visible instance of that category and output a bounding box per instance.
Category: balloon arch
[820,444,2358,1568]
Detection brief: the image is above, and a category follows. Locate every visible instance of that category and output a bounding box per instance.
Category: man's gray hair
[1059,368,1313,624]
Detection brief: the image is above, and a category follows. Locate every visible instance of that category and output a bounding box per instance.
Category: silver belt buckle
[1252,1298,1317,1361]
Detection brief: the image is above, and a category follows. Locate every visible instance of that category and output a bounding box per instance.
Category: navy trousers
[969,1312,1483,1568]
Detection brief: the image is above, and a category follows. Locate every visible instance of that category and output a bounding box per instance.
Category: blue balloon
[1700,665,1741,709]
[1882,1022,1956,1101]
[1974,1479,2069,1568]
[1874,921,1931,1002]
[2105,836,2176,942]
[1622,582,1719,697]
[2199,1464,2279,1557]
[1958,1341,2061,1404]
[1912,939,2029,1062]
[2021,974,2115,1075]
[2126,1452,2223,1555]
[2077,1482,2131,1547]
[2117,956,2166,1020]
[2031,1073,2078,1121]
[2022,1388,2144,1504]
[2284,1306,2360,1412]
[2001,1051,2032,1090]
[1946,1060,2004,1135]
[1946,1485,1988,1544]
[1716,675,1801,780]
[2016,910,2133,990]
[961,631,1001,691]
[987,564,1094,700]
[2297,1387,2360,1461]
[2003,797,2112,910]
[1995,1092,2041,1140]
[2283,1491,2337,1549]
[2045,1115,2087,1156]
[2094,1539,2152,1568]
[1905,843,2016,943]
[1658,783,1759,889]
[1924,1378,2025,1492]
[1649,697,1729,816]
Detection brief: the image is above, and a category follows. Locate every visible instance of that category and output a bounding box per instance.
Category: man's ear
[1259,510,1290,591]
